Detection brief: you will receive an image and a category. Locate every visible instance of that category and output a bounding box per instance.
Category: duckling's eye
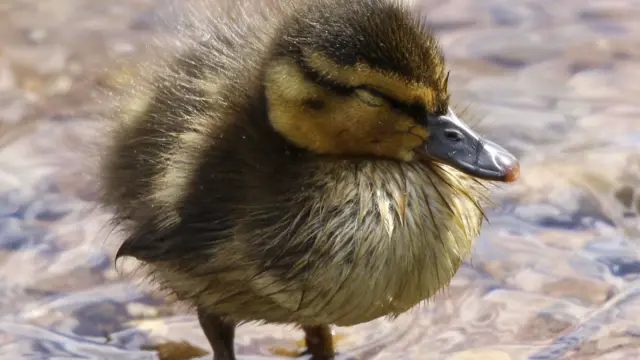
[354,88,386,107]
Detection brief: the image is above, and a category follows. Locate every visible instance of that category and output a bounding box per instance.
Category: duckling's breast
[240,160,486,326]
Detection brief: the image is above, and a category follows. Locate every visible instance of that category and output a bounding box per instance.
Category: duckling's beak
[422,109,519,182]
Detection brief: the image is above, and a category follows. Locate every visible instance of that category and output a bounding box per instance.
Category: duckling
[98,0,519,359]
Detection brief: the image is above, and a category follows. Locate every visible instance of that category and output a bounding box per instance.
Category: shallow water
[1,0,640,359]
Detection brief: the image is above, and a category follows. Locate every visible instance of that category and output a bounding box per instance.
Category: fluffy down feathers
[98,0,489,327]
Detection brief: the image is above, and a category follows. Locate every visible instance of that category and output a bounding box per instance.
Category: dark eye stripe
[297,56,428,119]
[358,86,426,118]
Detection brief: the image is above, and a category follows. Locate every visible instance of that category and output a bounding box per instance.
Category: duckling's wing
[115,212,232,263]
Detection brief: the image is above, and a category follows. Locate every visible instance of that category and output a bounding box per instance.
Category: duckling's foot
[299,325,335,360]
[197,309,236,360]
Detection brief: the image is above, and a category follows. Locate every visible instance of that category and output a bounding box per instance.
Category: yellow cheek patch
[303,51,446,111]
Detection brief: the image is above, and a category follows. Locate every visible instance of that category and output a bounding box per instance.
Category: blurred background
[0,0,639,359]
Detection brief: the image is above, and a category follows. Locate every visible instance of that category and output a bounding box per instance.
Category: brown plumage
[97,0,519,359]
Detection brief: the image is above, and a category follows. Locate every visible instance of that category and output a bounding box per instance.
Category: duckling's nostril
[444,129,464,142]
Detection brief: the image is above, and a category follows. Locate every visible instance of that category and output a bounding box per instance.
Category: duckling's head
[263,0,519,182]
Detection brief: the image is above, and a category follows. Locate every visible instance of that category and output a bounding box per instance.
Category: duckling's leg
[301,325,335,360]
[197,309,236,360]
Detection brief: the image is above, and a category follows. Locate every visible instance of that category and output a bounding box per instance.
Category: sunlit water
[1,0,639,359]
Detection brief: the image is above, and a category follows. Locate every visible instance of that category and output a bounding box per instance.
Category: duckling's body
[99,0,518,359]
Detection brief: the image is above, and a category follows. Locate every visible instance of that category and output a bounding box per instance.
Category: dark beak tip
[502,162,520,183]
